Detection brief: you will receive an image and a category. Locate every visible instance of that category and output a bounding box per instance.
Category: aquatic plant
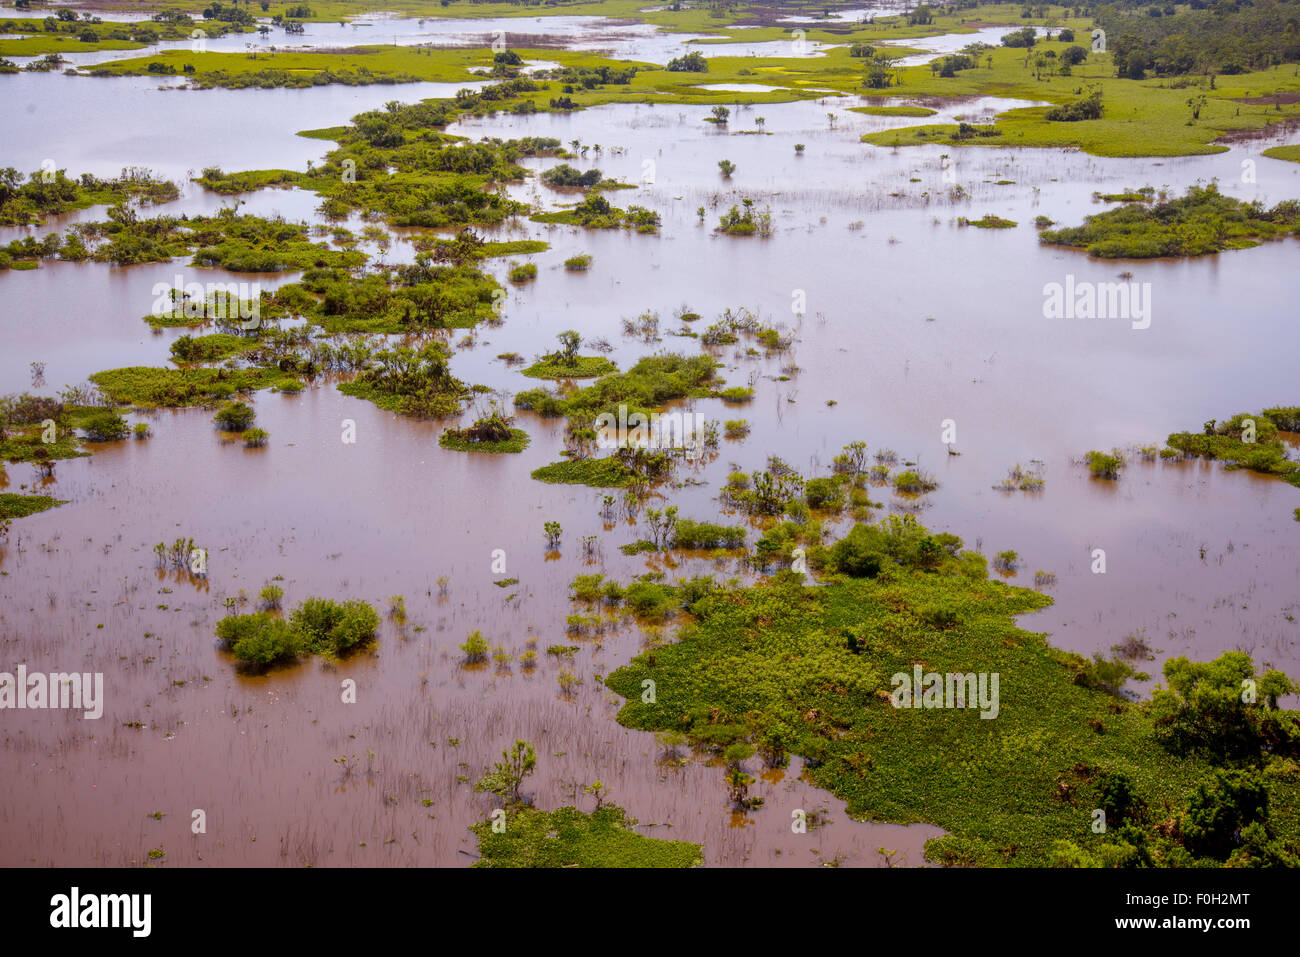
[1041,185,1300,258]
[471,803,701,867]
[717,199,772,237]
[474,739,536,807]
[1085,450,1124,480]
[461,630,489,664]
[80,410,129,441]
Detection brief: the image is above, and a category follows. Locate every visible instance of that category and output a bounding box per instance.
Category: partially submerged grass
[470,804,702,868]
[1041,185,1300,258]
[1166,408,1300,488]
[89,367,296,408]
[604,517,1300,866]
[0,493,66,520]
[531,458,635,487]
[521,355,617,379]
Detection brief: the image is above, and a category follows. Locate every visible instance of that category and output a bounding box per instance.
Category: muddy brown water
[1,32,1299,867]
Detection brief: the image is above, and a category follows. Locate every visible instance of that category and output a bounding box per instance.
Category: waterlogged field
[1,0,1299,870]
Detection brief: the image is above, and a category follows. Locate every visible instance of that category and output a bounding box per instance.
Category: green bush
[289,597,380,655]
[508,262,537,283]
[672,519,745,549]
[80,410,129,441]
[213,401,256,432]
[804,476,845,509]
[216,612,306,666]
[828,524,887,578]
[461,629,489,663]
[1085,450,1123,479]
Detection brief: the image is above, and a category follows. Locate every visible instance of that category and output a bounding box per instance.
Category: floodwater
[1,17,1299,869]
[7,13,740,67]
[881,25,1051,66]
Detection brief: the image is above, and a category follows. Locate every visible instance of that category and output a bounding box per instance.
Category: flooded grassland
[1,3,1299,867]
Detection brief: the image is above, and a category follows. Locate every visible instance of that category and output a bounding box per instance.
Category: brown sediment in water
[1,81,1298,869]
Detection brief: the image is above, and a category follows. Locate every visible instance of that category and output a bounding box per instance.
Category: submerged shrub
[508,262,538,283]
[461,629,489,663]
[213,401,256,432]
[1085,450,1123,479]
[216,612,306,667]
[80,410,129,441]
[289,597,380,656]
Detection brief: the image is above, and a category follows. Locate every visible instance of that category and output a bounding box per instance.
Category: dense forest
[1092,0,1300,76]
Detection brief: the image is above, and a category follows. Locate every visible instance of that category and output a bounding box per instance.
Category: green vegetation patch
[169,333,258,364]
[89,366,295,407]
[1166,409,1300,488]
[521,355,617,379]
[0,493,66,520]
[0,167,178,227]
[337,343,470,417]
[961,214,1017,229]
[1262,145,1300,164]
[216,597,381,669]
[850,104,938,117]
[439,421,530,454]
[533,192,661,233]
[605,520,1300,865]
[1041,185,1300,258]
[470,804,702,868]
[531,457,634,488]
[516,353,718,422]
[0,394,93,463]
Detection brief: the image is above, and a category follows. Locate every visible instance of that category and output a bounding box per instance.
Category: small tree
[583,780,610,810]
[556,329,581,366]
[544,521,562,548]
[475,739,537,807]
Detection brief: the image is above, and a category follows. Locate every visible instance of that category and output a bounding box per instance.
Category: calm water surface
[1,17,1298,867]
